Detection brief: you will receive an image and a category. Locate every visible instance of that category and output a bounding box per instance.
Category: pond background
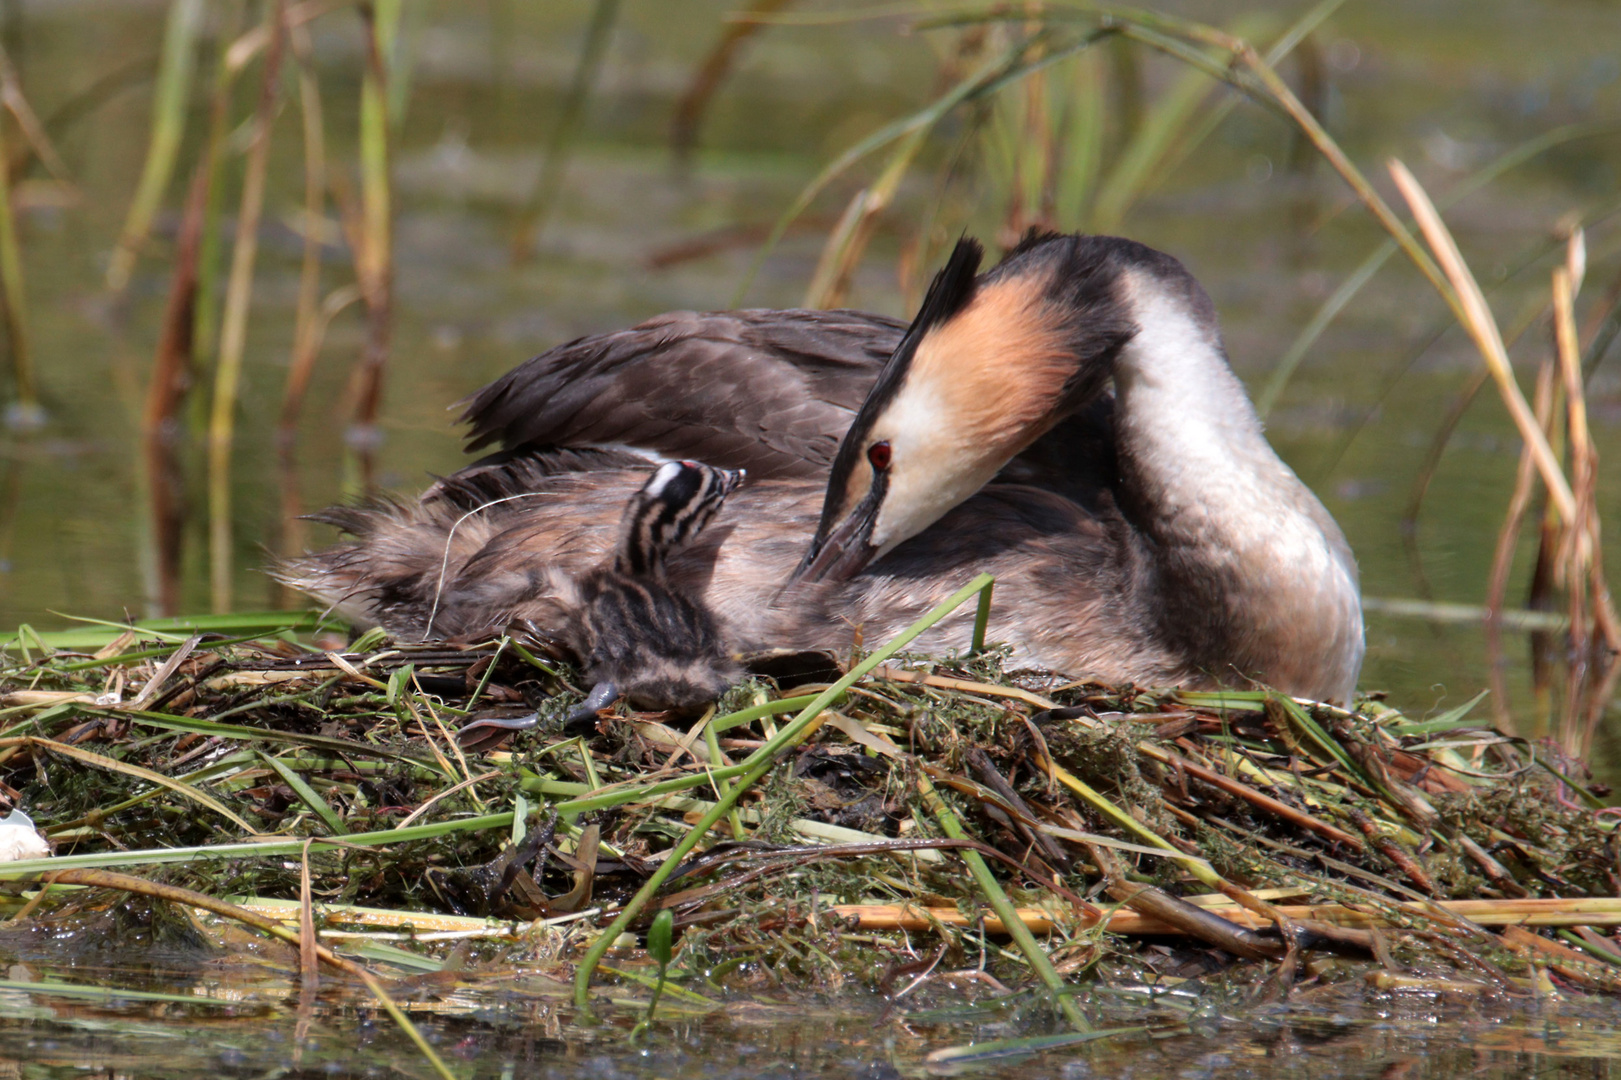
[6,0,1621,738]
[5,3,1621,1076]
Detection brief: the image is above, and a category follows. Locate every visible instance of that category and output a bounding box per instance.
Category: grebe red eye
[867,441,891,472]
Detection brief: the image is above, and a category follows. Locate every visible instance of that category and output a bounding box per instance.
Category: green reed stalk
[0,99,33,423]
[274,21,332,574]
[208,3,286,612]
[349,0,400,488]
[572,573,994,1007]
[281,22,327,443]
[733,38,1026,305]
[1088,48,1219,232]
[1257,119,1619,417]
[920,772,1089,1032]
[803,125,927,309]
[106,0,205,293]
[1094,3,1338,233]
[191,5,250,407]
[1052,48,1102,229]
[141,159,211,616]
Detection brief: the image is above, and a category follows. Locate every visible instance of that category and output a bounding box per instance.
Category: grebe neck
[1111,266,1363,701]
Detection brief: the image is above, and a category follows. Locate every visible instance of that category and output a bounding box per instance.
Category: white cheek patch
[868,378,995,555]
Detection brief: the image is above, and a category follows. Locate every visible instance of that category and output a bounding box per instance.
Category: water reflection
[2,957,1621,1078]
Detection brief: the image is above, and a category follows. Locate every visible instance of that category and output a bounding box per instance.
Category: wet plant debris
[2,592,1621,1018]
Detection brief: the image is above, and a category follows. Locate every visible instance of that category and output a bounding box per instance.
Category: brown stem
[1485,362,1556,732]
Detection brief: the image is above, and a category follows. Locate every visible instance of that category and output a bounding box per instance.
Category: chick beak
[792,482,885,584]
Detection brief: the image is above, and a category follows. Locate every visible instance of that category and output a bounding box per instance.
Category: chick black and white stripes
[612,460,742,579]
[574,461,744,714]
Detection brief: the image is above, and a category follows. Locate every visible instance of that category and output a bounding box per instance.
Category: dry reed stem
[298,841,320,991]
[671,0,793,161]
[832,897,1621,937]
[1389,159,1577,522]
[1484,363,1555,731]
[1553,263,1592,584]
[0,46,68,183]
[1550,234,1621,753]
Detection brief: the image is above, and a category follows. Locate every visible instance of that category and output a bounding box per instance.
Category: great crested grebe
[282,232,1364,703]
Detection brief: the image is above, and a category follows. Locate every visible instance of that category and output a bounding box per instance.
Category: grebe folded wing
[459,309,904,479]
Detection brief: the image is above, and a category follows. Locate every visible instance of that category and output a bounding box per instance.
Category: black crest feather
[911,237,984,338]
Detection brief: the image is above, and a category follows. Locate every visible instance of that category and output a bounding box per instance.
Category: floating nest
[2,596,1620,1028]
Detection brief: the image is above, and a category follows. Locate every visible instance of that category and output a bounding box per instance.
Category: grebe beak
[790,238,987,586]
[792,475,887,583]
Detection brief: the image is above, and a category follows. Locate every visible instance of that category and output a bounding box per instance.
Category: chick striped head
[615,460,745,577]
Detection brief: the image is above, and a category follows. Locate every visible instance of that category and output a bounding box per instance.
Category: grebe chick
[455,459,743,747]
[565,459,744,719]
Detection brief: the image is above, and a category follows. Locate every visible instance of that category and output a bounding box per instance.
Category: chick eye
[867,440,891,472]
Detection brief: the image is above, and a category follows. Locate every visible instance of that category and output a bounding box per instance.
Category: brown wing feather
[458,309,906,479]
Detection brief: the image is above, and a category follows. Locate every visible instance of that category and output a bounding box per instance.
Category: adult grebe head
[795,232,1135,582]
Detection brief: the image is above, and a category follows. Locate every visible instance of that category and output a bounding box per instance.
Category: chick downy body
[567,459,744,715]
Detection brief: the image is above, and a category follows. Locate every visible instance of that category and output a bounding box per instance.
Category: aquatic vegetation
[2,582,1621,1061]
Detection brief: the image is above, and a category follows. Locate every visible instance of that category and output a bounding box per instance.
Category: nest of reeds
[2,586,1620,1018]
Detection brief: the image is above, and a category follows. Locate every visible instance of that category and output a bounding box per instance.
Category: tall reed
[141,161,211,617]
[106,0,205,294]
[207,2,287,613]
[272,18,333,589]
[510,0,620,263]
[347,0,400,492]
[0,80,32,426]
[1392,166,1618,755]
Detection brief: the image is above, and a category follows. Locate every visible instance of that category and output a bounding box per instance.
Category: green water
[5,0,1621,1071]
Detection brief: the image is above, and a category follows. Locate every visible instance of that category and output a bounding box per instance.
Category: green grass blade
[1,609,343,651]
[971,578,995,653]
[1390,690,1492,736]
[710,693,827,734]
[258,750,349,835]
[924,1029,1139,1066]
[0,813,516,881]
[1089,50,1219,232]
[1257,118,1621,416]
[732,41,1023,305]
[208,2,287,613]
[920,772,1089,1032]
[0,978,245,1008]
[511,0,620,260]
[122,710,443,773]
[1053,48,1103,229]
[0,90,33,421]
